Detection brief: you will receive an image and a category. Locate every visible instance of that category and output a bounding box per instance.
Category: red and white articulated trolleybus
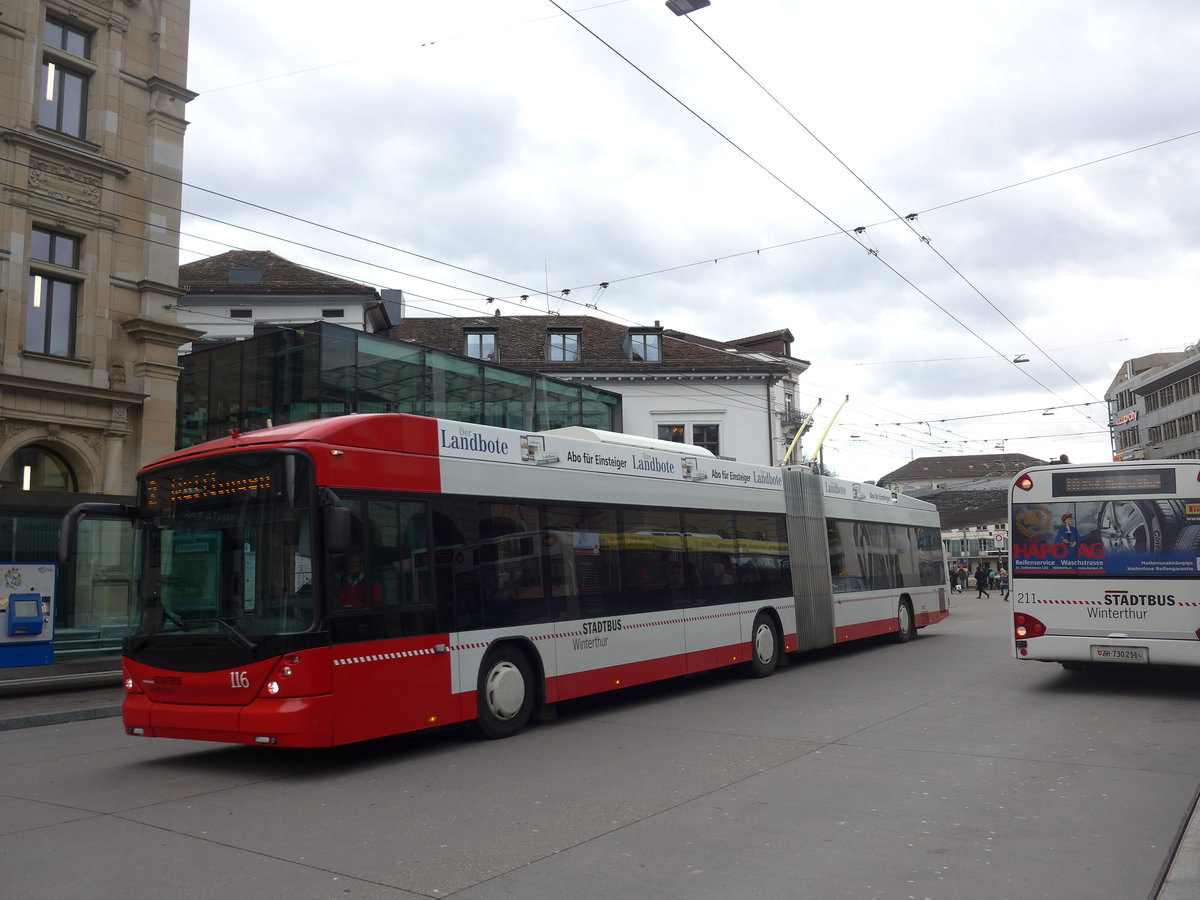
[60,414,950,747]
[1010,460,1200,669]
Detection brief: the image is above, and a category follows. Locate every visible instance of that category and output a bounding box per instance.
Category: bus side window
[544,505,617,620]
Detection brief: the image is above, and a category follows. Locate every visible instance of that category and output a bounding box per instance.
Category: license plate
[1089,645,1149,663]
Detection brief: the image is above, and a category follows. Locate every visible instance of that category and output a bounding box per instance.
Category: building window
[464,331,497,361]
[629,331,662,362]
[227,267,262,283]
[321,308,345,318]
[39,17,91,138]
[547,330,580,362]
[657,423,720,455]
[230,309,253,318]
[26,228,80,358]
[1117,426,1140,450]
[0,444,77,492]
[692,424,720,456]
[658,424,685,443]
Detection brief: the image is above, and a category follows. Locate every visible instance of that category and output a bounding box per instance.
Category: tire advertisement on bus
[1011,497,1200,576]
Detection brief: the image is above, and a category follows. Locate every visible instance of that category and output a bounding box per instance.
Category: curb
[0,670,122,697]
[0,704,123,732]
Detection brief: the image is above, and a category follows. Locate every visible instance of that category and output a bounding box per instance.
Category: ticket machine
[0,563,56,668]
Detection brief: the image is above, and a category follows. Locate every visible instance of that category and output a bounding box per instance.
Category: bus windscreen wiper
[181,616,259,651]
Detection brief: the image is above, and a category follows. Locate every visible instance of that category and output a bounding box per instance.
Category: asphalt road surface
[2,598,1198,899]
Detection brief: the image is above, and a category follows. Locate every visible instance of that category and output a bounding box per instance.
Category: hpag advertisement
[1012,498,1200,576]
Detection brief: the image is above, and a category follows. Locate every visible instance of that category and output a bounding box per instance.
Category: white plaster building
[393,315,811,466]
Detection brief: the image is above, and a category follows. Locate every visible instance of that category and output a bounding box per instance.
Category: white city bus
[1010,460,1200,668]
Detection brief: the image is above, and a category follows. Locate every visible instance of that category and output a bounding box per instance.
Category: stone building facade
[0,0,196,653]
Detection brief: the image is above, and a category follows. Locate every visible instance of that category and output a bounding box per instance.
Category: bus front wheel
[748,612,780,677]
[476,646,535,739]
[891,600,914,643]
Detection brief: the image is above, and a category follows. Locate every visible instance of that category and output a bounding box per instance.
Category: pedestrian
[999,567,1010,602]
[987,567,997,589]
[974,565,989,599]
[957,567,968,593]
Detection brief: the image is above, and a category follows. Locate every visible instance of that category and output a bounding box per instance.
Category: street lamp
[666,0,711,15]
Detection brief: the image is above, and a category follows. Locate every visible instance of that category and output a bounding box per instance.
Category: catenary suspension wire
[543,1,1105,420]
[680,13,1104,421]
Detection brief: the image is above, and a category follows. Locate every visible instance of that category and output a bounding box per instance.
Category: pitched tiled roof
[390,315,801,375]
[878,453,1045,487]
[728,329,795,354]
[179,250,378,296]
[919,488,1009,529]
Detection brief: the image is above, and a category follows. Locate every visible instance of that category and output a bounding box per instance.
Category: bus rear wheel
[476,646,535,739]
[748,612,780,677]
[891,600,914,643]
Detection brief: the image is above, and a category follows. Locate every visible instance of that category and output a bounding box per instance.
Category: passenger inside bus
[336,551,382,608]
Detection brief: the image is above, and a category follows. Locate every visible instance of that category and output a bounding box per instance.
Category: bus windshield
[133,452,316,638]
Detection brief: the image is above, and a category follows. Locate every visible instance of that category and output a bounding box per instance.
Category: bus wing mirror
[324,504,352,555]
[58,502,138,565]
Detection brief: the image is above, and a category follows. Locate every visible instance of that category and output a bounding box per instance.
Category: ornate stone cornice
[146,75,198,104]
[136,279,188,300]
[2,129,130,179]
[121,316,204,349]
[0,373,146,406]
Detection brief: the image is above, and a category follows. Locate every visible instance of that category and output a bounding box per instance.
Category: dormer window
[546,328,581,362]
[464,329,497,361]
[627,330,661,362]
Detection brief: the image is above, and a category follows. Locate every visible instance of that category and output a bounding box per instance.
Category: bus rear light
[254,736,277,745]
[266,681,280,695]
[1014,612,1046,639]
[123,670,142,693]
[1015,474,1034,492]
[280,665,293,678]
[130,727,145,736]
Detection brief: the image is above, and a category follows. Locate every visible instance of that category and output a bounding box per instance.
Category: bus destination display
[144,471,272,510]
[1051,468,1175,497]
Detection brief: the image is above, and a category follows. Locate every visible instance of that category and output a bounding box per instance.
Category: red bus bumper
[123,693,334,748]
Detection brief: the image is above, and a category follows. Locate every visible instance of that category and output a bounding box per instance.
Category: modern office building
[1107,347,1200,461]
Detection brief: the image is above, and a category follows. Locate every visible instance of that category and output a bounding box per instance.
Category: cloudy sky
[178,0,1199,482]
